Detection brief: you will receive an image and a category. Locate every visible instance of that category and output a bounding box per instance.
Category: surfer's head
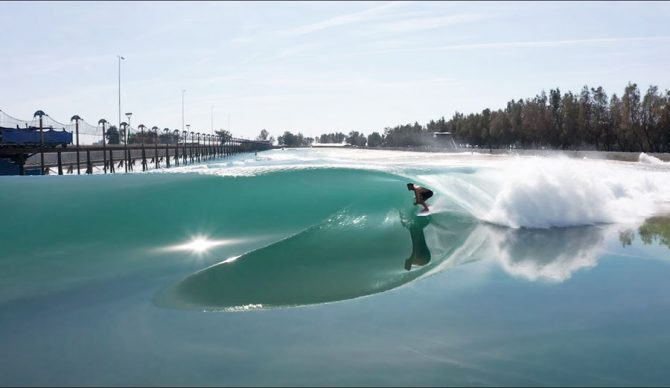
[407,183,414,191]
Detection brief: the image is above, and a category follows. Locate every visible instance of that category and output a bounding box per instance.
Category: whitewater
[2,148,670,386]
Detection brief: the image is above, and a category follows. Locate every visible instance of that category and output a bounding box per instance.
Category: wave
[3,149,669,309]
[639,152,669,165]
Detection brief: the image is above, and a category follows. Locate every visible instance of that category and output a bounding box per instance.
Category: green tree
[346,131,367,147]
[560,91,579,149]
[549,88,563,147]
[661,90,670,152]
[578,85,595,149]
[256,129,274,145]
[318,132,346,143]
[609,93,624,150]
[105,125,120,145]
[383,122,426,147]
[277,131,310,147]
[215,129,232,144]
[591,87,612,151]
[367,132,383,148]
[621,82,643,151]
[640,85,662,152]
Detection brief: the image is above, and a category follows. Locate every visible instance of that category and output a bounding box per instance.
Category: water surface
[1,148,670,386]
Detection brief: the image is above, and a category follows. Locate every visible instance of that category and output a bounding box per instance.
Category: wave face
[1,148,669,310]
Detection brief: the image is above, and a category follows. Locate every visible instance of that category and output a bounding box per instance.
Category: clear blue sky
[1,1,669,140]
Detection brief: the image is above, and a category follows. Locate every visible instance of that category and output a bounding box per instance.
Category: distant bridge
[0,109,271,175]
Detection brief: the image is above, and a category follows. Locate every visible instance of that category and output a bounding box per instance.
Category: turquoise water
[1,148,670,386]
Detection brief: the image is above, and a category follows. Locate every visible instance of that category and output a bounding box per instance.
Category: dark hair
[407,183,414,190]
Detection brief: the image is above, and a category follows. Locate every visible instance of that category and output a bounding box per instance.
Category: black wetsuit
[420,190,433,201]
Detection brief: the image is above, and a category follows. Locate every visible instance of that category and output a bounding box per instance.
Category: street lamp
[125,112,132,144]
[120,121,128,173]
[138,124,146,145]
[98,119,108,174]
[181,89,186,133]
[70,115,82,175]
[117,55,125,132]
[138,124,147,171]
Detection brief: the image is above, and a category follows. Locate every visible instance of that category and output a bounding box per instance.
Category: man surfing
[407,183,433,212]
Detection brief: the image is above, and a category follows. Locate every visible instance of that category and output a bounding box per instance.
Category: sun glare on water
[167,236,229,254]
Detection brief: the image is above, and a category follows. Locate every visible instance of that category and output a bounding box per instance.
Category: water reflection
[157,211,669,311]
[490,225,605,282]
[156,209,475,310]
[400,212,431,271]
[619,216,670,249]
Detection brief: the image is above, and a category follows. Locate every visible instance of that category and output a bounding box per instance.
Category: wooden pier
[0,139,271,176]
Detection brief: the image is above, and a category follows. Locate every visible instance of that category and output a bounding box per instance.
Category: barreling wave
[2,149,668,310]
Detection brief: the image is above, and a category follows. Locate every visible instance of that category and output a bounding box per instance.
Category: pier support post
[86,150,92,174]
[109,149,115,173]
[57,151,63,175]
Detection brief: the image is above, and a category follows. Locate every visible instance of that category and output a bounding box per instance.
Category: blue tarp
[1,127,72,146]
[44,129,72,145]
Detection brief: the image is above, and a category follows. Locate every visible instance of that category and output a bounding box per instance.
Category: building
[433,132,457,148]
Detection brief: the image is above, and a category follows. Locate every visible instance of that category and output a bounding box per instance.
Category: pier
[0,140,271,176]
[0,109,271,175]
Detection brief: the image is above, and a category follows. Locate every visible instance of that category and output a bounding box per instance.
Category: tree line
[274,82,670,152]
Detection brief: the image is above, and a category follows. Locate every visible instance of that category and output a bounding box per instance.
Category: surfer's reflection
[400,212,432,271]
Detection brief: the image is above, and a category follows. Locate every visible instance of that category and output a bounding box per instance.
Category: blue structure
[0,127,72,147]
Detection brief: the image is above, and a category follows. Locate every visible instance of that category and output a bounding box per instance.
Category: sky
[1,1,669,140]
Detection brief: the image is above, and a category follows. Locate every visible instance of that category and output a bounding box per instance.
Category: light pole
[120,121,128,173]
[181,89,186,133]
[70,115,82,175]
[186,124,191,161]
[98,119,108,174]
[125,112,132,144]
[190,130,194,163]
[138,124,146,171]
[154,126,159,169]
[117,55,124,133]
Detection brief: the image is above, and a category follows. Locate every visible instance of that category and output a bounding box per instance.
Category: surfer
[407,183,433,212]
